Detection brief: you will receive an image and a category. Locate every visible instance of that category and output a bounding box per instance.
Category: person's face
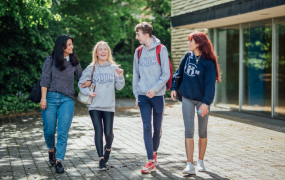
[187,38,199,52]
[136,30,149,44]
[96,44,109,61]
[64,39,73,55]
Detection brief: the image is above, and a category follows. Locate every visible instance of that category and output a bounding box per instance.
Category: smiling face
[136,30,149,45]
[187,38,199,52]
[96,44,109,61]
[63,39,73,56]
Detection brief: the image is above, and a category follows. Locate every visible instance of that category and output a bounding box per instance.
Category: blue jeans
[138,95,164,160]
[41,91,74,161]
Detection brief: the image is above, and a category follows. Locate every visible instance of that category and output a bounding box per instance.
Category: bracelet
[41,99,47,101]
[202,103,208,107]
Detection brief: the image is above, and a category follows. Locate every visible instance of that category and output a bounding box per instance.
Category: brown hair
[188,31,222,83]
[134,22,153,37]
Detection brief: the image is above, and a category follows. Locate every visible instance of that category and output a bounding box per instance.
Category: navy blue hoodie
[171,52,216,105]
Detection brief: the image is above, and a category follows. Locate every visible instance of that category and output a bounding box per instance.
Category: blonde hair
[92,41,117,65]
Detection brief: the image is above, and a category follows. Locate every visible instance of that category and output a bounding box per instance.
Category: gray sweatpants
[182,96,210,138]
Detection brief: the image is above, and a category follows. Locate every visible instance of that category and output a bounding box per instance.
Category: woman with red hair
[171,31,221,174]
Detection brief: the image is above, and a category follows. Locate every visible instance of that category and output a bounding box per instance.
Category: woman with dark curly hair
[171,31,221,174]
[40,35,90,173]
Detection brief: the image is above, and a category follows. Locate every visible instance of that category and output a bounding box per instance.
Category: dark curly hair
[51,35,79,71]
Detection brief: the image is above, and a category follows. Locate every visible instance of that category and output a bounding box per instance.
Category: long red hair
[188,31,221,83]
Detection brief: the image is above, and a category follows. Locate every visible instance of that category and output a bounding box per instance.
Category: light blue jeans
[41,91,74,161]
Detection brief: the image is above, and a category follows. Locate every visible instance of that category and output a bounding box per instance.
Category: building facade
[170,0,285,119]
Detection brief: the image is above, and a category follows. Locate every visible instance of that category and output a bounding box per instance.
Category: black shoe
[55,161,64,173]
[48,147,56,166]
[103,145,111,163]
[99,159,106,171]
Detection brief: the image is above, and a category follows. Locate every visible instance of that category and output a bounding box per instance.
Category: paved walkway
[0,99,285,180]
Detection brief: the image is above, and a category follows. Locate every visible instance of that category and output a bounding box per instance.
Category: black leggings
[89,110,114,157]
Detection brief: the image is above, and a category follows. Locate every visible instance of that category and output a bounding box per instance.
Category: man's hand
[171,91,176,101]
[146,89,156,98]
[198,104,209,117]
[81,81,91,88]
[116,68,124,77]
[89,92,97,98]
[135,97,138,107]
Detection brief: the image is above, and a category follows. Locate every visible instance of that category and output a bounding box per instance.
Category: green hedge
[114,55,135,98]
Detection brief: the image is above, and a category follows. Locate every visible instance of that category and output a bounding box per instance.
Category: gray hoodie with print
[78,61,125,112]
[132,35,170,98]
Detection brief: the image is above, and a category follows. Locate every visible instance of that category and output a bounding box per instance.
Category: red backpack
[137,44,173,90]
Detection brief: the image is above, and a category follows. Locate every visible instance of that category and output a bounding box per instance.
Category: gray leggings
[182,96,210,138]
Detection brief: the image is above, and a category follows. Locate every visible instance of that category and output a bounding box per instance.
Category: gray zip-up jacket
[132,35,170,98]
[78,61,125,112]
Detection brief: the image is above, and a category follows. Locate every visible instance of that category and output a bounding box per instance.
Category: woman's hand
[81,81,91,88]
[171,91,177,101]
[199,104,209,117]
[89,92,97,98]
[135,98,138,107]
[116,68,124,77]
[40,100,47,110]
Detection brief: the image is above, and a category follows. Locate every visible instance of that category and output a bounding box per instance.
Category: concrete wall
[171,0,235,71]
[172,0,235,17]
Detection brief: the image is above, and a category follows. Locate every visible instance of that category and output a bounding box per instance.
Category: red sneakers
[153,153,157,165]
[141,161,156,174]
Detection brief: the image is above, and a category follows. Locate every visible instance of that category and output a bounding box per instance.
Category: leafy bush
[114,55,135,98]
[0,92,39,115]
[0,0,171,115]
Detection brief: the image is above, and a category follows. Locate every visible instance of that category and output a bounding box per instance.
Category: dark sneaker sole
[56,170,64,173]
[49,161,56,166]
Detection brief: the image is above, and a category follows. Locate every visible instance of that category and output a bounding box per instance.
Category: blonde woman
[78,41,125,170]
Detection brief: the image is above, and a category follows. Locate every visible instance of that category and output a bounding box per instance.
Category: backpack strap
[137,44,163,65]
[137,45,143,61]
[91,63,95,82]
[156,44,163,66]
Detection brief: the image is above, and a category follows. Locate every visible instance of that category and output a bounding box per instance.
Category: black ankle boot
[103,145,111,163]
[48,147,56,166]
[99,159,106,171]
[55,161,64,173]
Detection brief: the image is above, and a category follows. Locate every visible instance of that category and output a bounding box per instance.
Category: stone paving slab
[0,99,285,180]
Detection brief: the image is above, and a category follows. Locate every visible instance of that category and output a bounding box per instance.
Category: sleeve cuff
[152,87,160,93]
[201,101,210,106]
[117,76,124,81]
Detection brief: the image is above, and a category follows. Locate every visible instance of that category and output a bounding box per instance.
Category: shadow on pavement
[210,108,285,133]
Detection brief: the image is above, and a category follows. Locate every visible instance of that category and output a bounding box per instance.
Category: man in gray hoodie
[132,22,170,174]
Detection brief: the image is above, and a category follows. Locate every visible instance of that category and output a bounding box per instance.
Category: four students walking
[40,24,218,175]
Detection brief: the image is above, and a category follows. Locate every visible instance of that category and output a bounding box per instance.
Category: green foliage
[114,55,135,98]
[0,92,39,115]
[113,0,171,58]
[0,0,171,115]
[0,0,60,29]
[0,0,63,115]
[144,0,171,56]
[56,0,146,69]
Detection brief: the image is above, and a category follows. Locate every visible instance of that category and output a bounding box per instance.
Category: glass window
[274,17,285,118]
[215,25,240,108]
[208,29,214,45]
[242,19,272,114]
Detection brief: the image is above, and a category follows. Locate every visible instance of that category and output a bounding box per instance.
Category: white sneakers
[197,159,206,172]
[182,159,206,174]
[182,162,196,174]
